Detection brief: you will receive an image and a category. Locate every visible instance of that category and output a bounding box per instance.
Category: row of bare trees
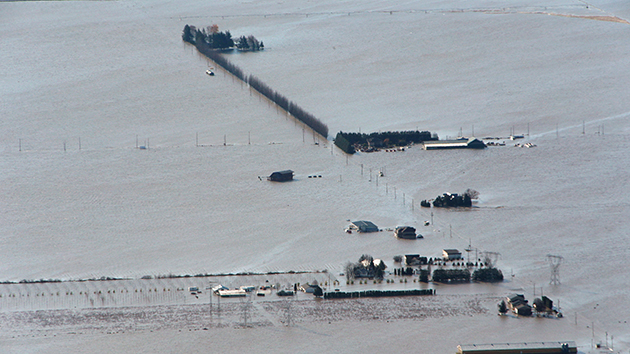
[195,41,246,82]
[184,25,329,139]
[248,75,329,138]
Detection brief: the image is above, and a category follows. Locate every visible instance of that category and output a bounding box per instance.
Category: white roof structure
[218,289,247,297]
[422,138,486,150]
[457,341,577,354]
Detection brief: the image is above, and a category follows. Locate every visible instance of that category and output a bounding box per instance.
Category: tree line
[324,289,433,299]
[183,24,329,139]
[421,189,479,208]
[429,267,503,283]
[248,75,329,138]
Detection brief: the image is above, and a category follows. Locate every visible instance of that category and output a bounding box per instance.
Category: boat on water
[205,69,214,76]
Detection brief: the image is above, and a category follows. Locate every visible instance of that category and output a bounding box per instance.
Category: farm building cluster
[346,221,423,239]
[501,294,561,317]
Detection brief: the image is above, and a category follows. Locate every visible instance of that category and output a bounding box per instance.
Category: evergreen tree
[313,285,323,297]
[195,29,205,45]
[375,267,384,280]
[182,25,194,43]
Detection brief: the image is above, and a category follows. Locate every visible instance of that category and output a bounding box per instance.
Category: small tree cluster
[463,189,480,200]
[345,254,387,280]
[334,130,436,154]
[237,35,264,51]
[432,192,472,208]
[472,268,504,282]
[182,24,234,49]
[431,268,471,283]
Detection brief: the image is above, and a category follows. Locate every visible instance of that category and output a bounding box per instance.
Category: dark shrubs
[472,268,504,282]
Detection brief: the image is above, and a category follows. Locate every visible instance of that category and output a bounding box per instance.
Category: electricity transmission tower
[285,300,293,327]
[547,254,564,285]
[240,297,252,327]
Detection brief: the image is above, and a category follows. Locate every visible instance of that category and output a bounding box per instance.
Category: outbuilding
[404,254,428,266]
[395,226,417,239]
[442,249,462,260]
[457,341,577,354]
[267,170,294,182]
[422,138,486,150]
[350,220,379,233]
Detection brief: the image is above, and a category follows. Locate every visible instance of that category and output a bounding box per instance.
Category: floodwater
[2,0,630,352]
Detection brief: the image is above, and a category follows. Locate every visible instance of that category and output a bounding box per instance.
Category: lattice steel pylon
[547,254,564,285]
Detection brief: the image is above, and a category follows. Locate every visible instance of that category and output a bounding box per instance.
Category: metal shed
[267,170,294,182]
[350,220,379,233]
[422,138,487,150]
[443,249,463,260]
[456,341,577,354]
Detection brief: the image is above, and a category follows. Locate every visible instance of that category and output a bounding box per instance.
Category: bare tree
[344,262,355,282]
[464,189,480,199]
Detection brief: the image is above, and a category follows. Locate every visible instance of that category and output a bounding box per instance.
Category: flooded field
[2,0,630,352]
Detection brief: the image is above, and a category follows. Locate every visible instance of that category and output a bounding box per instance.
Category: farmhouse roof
[350,220,379,233]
